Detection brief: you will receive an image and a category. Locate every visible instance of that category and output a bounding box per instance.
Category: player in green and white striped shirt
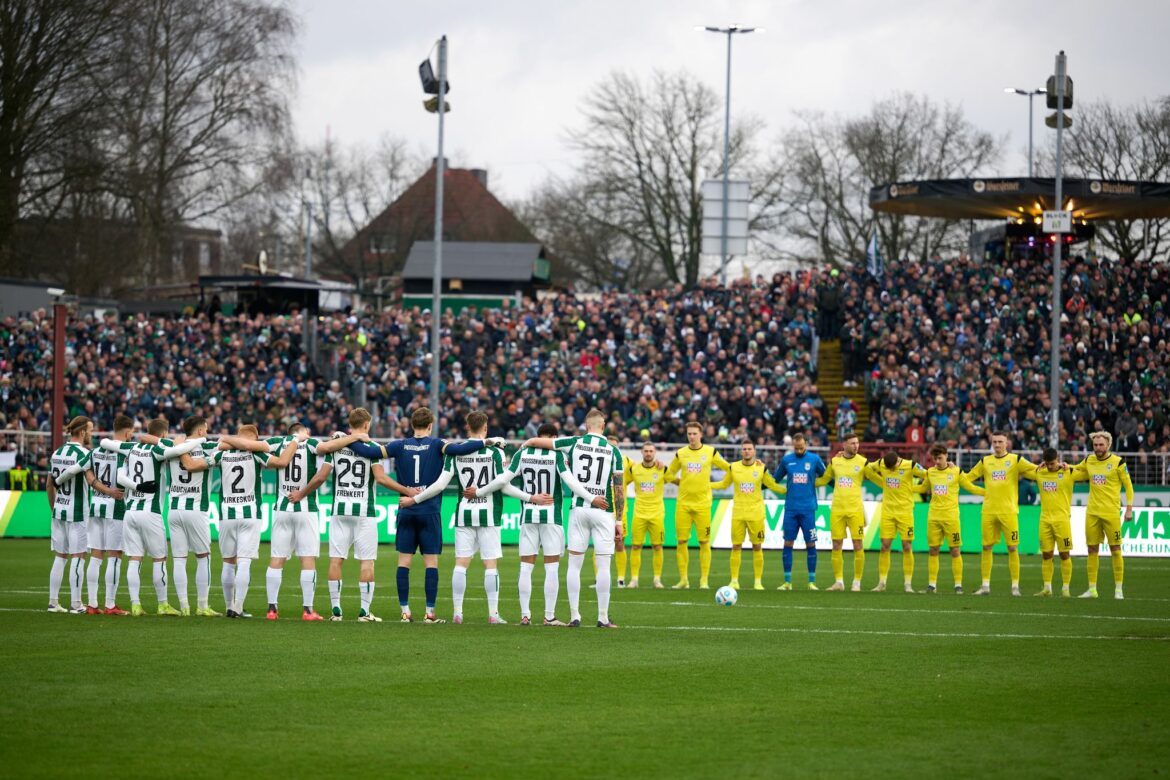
[473,422,604,625]
[82,414,134,614]
[47,416,97,613]
[405,410,549,624]
[523,408,626,628]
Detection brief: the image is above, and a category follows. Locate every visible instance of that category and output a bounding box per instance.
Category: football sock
[676,545,689,582]
[878,549,891,581]
[518,562,534,618]
[152,560,169,605]
[729,548,742,582]
[1111,549,1124,585]
[1060,557,1072,588]
[359,580,374,614]
[595,553,612,624]
[981,550,993,586]
[396,566,410,608]
[222,562,236,611]
[105,557,121,609]
[69,557,84,608]
[951,554,963,587]
[782,547,793,581]
[328,578,342,611]
[853,548,866,583]
[699,543,712,582]
[831,548,844,582]
[452,566,467,615]
[752,548,764,581]
[1042,557,1054,587]
[928,555,939,587]
[902,549,914,585]
[807,547,818,581]
[49,556,65,604]
[485,568,500,616]
[172,557,189,610]
[86,557,102,608]
[195,556,211,610]
[652,548,663,579]
[567,554,584,621]
[127,561,141,604]
[233,560,251,612]
[425,567,439,611]
[265,567,282,607]
[300,570,316,609]
[614,550,627,581]
[543,562,560,620]
[1008,550,1021,587]
[630,548,642,580]
[1086,551,1099,587]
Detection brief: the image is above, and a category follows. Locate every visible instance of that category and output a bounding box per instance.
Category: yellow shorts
[830,511,865,541]
[730,515,765,546]
[879,512,914,541]
[1085,513,1122,547]
[927,514,961,549]
[676,504,712,544]
[982,513,1019,546]
[631,516,665,546]
[1039,518,1073,553]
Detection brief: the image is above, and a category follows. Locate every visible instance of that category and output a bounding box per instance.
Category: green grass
[2,539,1169,779]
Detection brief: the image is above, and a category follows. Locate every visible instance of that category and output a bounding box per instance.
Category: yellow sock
[902,549,914,585]
[1008,550,1020,586]
[1041,557,1054,588]
[630,548,642,580]
[831,548,844,582]
[615,550,627,581]
[1060,556,1072,587]
[928,555,939,586]
[980,550,993,585]
[699,543,712,583]
[878,549,891,581]
[853,548,865,583]
[752,548,764,582]
[676,545,689,582]
[1111,550,1124,585]
[729,548,742,582]
[1087,551,1099,587]
[653,548,663,579]
[951,554,963,586]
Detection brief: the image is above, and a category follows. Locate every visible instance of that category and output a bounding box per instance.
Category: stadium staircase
[815,339,867,441]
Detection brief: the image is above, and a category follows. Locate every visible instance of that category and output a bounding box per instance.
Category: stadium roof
[870,177,1170,221]
[401,241,546,282]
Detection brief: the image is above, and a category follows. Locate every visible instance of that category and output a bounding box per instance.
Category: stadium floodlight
[421,35,449,416]
[46,287,65,297]
[1004,87,1046,177]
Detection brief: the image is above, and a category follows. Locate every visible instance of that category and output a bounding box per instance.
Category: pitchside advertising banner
[2,492,1167,557]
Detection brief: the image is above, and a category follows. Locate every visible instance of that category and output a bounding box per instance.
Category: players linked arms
[612,469,624,521]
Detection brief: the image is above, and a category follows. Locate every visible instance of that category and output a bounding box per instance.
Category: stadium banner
[1,491,1167,557]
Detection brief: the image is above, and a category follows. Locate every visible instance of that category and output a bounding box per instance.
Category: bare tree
[771,93,1001,265]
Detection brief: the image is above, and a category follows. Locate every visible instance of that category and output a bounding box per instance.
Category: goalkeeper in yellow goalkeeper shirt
[711,440,785,590]
[1072,431,1134,599]
[1021,447,1085,597]
[814,431,869,592]
[911,444,983,594]
[964,431,1037,596]
[666,422,731,590]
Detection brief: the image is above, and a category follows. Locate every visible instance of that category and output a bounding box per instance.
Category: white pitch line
[647,600,1170,623]
[628,624,1170,642]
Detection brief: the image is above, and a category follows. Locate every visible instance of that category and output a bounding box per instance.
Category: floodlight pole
[303,168,317,365]
[1049,51,1067,450]
[719,30,732,287]
[430,35,447,419]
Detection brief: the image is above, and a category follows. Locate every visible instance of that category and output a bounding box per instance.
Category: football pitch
[2,539,1169,779]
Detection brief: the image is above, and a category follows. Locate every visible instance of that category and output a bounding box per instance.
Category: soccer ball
[715,585,738,606]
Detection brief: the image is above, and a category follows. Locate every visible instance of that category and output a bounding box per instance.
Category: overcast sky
[291,0,1169,204]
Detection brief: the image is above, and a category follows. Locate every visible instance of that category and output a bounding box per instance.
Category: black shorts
[396,513,442,555]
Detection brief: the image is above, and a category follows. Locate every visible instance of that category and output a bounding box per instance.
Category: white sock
[518,562,534,618]
[172,557,189,610]
[234,559,252,612]
[195,556,210,610]
[221,562,236,611]
[452,565,467,615]
[595,553,612,624]
[566,554,584,622]
[359,581,374,613]
[329,579,342,611]
[266,567,282,606]
[69,558,84,608]
[485,568,500,616]
[105,557,121,609]
[49,556,66,605]
[86,557,102,608]
[300,570,316,609]
[152,560,169,605]
[127,561,141,604]
[544,562,560,620]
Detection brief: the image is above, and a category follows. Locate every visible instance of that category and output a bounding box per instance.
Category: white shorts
[272,510,321,559]
[220,518,261,560]
[329,515,378,561]
[51,518,88,555]
[124,511,167,559]
[454,526,503,560]
[168,509,211,557]
[86,517,123,552]
[568,506,616,555]
[519,524,564,557]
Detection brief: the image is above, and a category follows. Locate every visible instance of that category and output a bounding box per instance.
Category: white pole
[718,31,732,287]
[1049,51,1067,449]
[430,35,447,418]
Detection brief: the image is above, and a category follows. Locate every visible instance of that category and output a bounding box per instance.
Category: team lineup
[46,409,1136,628]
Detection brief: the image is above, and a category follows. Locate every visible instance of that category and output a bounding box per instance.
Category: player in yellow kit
[964,431,1037,596]
[815,431,869,592]
[865,451,926,593]
[666,422,731,589]
[911,444,983,594]
[1021,447,1084,597]
[1073,431,1134,599]
[711,440,785,591]
[622,442,674,589]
